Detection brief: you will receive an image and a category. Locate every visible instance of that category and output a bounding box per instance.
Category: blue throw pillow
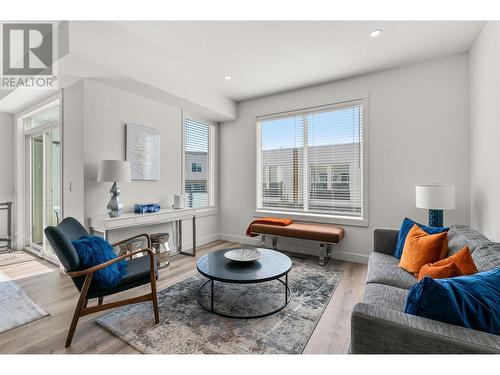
[404,268,500,335]
[71,236,127,288]
[393,217,448,259]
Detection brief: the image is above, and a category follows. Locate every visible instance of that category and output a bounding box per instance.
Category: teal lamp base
[428,209,443,227]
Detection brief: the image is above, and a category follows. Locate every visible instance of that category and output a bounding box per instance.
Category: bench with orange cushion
[247,221,345,265]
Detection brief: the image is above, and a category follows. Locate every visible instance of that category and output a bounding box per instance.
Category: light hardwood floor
[0,241,367,354]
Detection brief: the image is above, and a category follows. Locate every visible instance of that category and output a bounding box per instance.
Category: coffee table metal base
[196,275,291,319]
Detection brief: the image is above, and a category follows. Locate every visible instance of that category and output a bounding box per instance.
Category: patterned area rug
[96,256,343,354]
[0,271,49,334]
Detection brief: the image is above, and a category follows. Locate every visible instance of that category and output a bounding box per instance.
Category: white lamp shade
[97,160,131,182]
[416,184,455,210]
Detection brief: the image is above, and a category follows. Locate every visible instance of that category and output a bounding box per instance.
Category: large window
[183,115,215,209]
[256,99,366,222]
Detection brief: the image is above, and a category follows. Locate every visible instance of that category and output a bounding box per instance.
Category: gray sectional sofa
[350,225,500,354]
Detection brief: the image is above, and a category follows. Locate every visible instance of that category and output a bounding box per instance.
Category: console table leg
[7,202,12,252]
[178,220,182,253]
[192,215,196,257]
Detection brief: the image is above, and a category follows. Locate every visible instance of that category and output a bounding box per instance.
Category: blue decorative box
[134,203,161,214]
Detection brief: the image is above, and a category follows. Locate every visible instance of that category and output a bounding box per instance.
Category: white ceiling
[109,21,484,102]
[0,21,485,118]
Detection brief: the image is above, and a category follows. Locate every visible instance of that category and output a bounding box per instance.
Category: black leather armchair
[44,217,159,347]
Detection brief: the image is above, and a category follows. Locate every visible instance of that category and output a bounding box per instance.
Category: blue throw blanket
[71,236,127,288]
[405,268,500,335]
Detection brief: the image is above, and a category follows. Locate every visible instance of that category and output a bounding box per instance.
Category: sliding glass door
[23,101,61,261]
[30,134,44,248]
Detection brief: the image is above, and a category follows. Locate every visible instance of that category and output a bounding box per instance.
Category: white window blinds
[256,100,364,218]
[184,117,212,209]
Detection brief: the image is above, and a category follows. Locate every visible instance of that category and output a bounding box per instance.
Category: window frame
[255,98,368,227]
[181,111,217,213]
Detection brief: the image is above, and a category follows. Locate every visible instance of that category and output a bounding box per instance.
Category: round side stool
[151,232,171,268]
[118,238,145,259]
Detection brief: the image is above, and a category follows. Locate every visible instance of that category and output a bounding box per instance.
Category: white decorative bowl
[224,248,262,262]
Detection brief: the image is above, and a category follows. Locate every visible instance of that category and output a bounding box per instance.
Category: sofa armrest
[350,303,500,354]
[373,228,399,255]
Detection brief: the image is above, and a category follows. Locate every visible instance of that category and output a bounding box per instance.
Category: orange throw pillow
[427,246,478,275]
[245,217,293,237]
[439,236,449,260]
[399,224,448,275]
[418,261,465,280]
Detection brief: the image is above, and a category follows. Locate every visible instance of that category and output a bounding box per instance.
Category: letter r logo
[2,23,53,75]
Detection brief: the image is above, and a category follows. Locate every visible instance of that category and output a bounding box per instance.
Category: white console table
[89,208,196,257]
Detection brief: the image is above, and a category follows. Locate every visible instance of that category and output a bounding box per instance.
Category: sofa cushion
[418,262,465,281]
[363,283,409,312]
[447,225,490,256]
[367,252,417,290]
[399,225,448,275]
[405,268,500,336]
[393,217,448,259]
[471,242,500,272]
[351,303,500,353]
[418,246,478,280]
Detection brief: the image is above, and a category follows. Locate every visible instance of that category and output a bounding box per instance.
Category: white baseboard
[325,251,369,264]
[216,233,369,264]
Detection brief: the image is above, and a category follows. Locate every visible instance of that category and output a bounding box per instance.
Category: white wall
[0,113,14,241]
[0,113,14,202]
[62,81,85,223]
[219,54,471,263]
[77,79,218,248]
[470,22,500,241]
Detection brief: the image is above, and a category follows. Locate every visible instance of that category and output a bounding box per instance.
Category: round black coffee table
[196,248,292,319]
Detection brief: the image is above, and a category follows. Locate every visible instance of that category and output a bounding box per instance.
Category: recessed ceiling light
[224,75,232,80]
[370,29,382,38]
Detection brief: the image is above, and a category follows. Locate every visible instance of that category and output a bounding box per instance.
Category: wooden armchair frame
[64,233,159,347]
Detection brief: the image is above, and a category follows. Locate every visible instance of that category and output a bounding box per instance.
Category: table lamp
[97,160,131,217]
[415,184,455,227]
